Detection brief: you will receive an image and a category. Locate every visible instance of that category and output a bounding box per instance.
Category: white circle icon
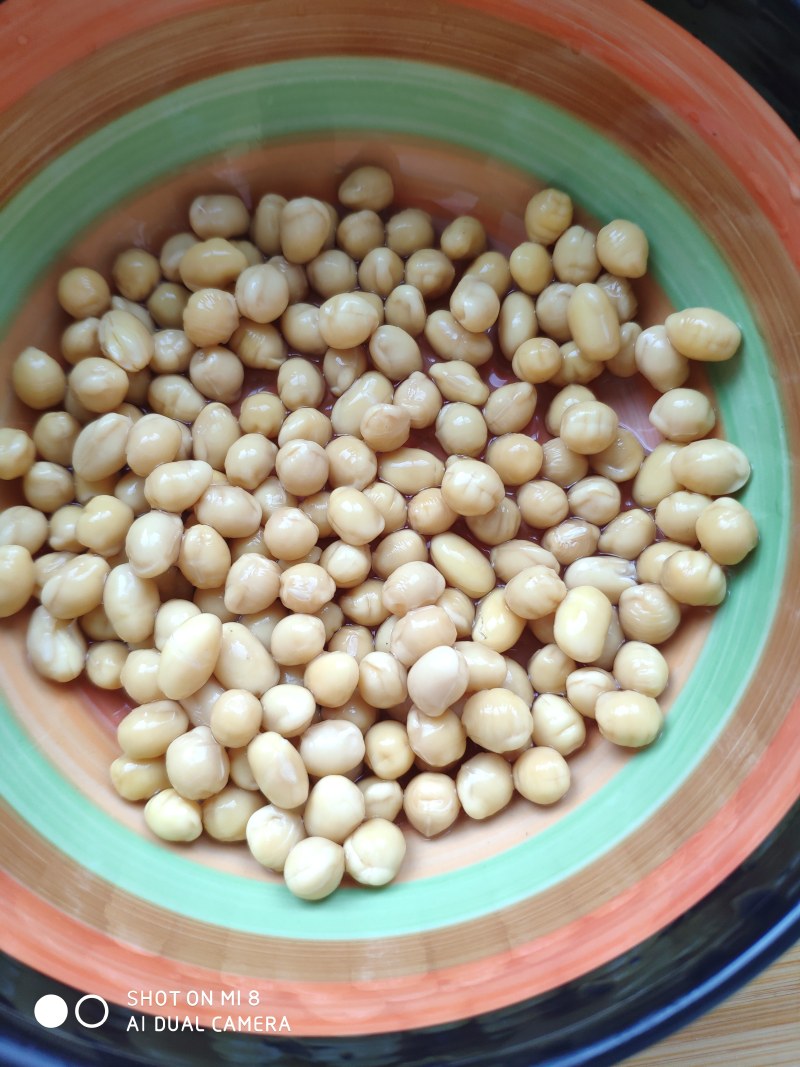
[74,994,109,1029]
[34,994,68,1028]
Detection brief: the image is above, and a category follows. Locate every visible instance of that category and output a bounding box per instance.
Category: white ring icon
[74,994,109,1028]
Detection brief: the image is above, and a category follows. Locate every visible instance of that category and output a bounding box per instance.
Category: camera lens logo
[34,994,109,1029]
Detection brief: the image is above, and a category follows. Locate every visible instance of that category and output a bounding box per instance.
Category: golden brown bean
[531,694,585,754]
[215,621,279,694]
[40,551,109,619]
[566,282,621,361]
[331,370,394,435]
[269,613,326,666]
[462,687,533,754]
[513,746,571,804]
[427,361,488,407]
[472,587,525,653]
[649,388,716,443]
[559,400,618,455]
[383,283,427,336]
[634,326,689,392]
[565,666,616,719]
[440,457,504,518]
[695,497,758,565]
[553,225,600,285]
[157,613,222,700]
[26,605,86,682]
[145,459,213,512]
[424,309,494,366]
[671,439,750,496]
[618,583,681,644]
[465,496,522,546]
[249,192,285,256]
[595,272,638,324]
[563,555,637,604]
[566,476,621,526]
[613,641,668,699]
[596,511,655,562]
[632,442,685,509]
[30,412,79,467]
[553,585,612,663]
[223,554,280,615]
[392,372,443,430]
[337,208,386,260]
[338,164,394,211]
[110,755,170,801]
[524,188,573,245]
[125,413,182,477]
[405,248,455,300]
[590,427,646,483]
[595,219,649,277]
[655,491,711,544]
[385,207,434,257]
[450,276,500,333]
[517,479,569,528]
[665,307,741,362]
[504,565,566,621]
[60,316,101,365]
[147,282,190,329]
[148,373,207,423]
[58,266,111,318]
[202,785,263,842]
[279,197,330,264]
[117,699,189,759]
[535,282,575,342]
[540,437,589,488]
[11,347,67,411]
[438,213,486,260]
[403,772,460,837]
[0,545,35,618]
[67,357,128,414]
[111,247,160,302]
[541,517,600,565]
[22,462,74,513]
[0,506,46,554]
[183,288,239,348]
[595,689,663,747]
[85,640,127,689]
[101,564,159,644]
[660,548,727,606]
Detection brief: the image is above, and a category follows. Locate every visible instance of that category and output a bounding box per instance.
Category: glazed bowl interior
[1,0,799,1046]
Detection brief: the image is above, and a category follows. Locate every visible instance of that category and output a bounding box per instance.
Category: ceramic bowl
[1,1,799,1063]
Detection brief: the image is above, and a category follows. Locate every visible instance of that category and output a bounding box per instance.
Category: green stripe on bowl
[0,58,789,939]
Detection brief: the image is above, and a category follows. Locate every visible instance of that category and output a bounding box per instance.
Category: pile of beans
[0,165,758,900]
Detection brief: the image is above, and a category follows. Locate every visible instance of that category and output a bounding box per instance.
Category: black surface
[648,0,800,133]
